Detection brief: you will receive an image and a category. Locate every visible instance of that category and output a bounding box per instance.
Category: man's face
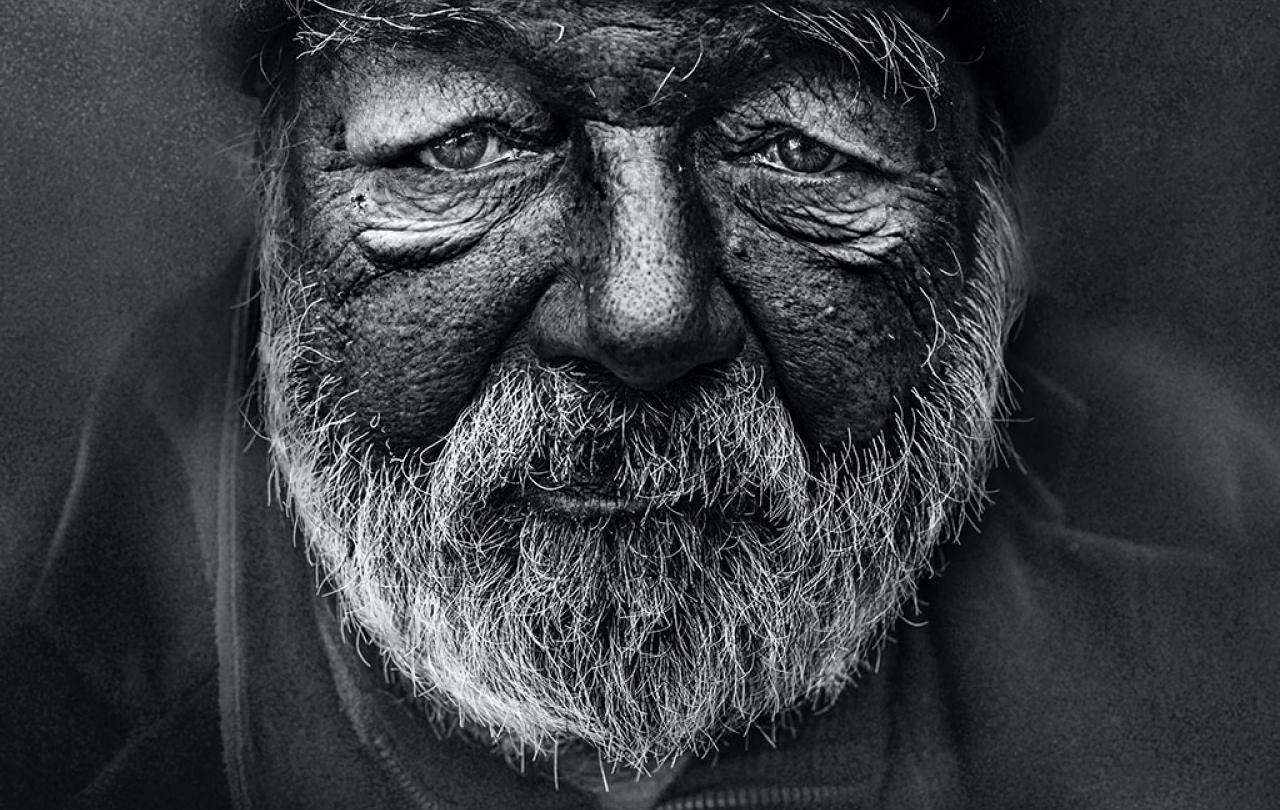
[258,0,1022,771]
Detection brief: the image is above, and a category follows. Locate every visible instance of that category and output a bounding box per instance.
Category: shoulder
[925,304,1280,806]
[1011,304,1280,558]
[0,262,249,808]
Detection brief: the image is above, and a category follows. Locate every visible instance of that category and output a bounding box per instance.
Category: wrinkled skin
[277,0,984,461]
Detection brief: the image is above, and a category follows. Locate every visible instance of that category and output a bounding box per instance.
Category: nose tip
[567,279,746,391]
[529,125,745,391]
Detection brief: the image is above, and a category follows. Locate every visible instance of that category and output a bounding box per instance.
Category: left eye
[416,129,523,172]
[757,132,847,175]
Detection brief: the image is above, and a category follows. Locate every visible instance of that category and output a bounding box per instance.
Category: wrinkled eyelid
[716,116,913,178]
[345,122,487,165]
[784,128,910,178]
[345,114,553,165]
[343,100,495,162]
[345,124,417,164]
[417,135,528,171]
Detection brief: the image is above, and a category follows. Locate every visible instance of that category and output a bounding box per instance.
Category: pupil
[777,134,834,173]
[430,131,489,170]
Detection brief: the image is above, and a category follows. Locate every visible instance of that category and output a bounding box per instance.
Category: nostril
[606,361,692,393]
[530,274,745,393]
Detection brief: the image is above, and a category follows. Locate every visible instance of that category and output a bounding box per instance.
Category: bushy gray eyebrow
[759,4,944,101]
[292,0,522,55]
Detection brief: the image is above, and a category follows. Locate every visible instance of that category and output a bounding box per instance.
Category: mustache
[432,358,808,524]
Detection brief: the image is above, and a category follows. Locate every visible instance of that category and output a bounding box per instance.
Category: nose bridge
[590,124,705,348]
[581,124,747,389]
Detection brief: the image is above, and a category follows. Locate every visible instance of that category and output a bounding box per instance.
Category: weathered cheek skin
[709,74,979,449]
[715,183,958,448]
[284,65,568,449]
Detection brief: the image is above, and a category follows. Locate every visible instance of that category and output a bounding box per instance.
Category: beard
[256,132,1024,772]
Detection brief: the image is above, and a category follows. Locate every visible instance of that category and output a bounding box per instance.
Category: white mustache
[427,360,809,531]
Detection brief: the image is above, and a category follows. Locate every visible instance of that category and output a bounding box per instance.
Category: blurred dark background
[2,1,1278,605]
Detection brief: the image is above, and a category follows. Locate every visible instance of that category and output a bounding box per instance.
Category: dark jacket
[5,269,1279,808]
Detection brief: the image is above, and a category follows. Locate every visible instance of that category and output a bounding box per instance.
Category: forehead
[298,0,949,126]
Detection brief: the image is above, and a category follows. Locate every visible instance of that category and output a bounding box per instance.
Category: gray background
[3,1,1278,603]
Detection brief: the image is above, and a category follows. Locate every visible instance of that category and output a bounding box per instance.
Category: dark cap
[218,0,1063,142]
[914,0,1064,142]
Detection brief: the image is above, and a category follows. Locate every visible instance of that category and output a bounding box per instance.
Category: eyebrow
[755,3,944,100]
[293,0,522,56]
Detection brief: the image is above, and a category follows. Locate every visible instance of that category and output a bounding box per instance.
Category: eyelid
[716,94,915,179]
[362,121,544,171]
[352,119,493,164]
[755,137,846,174]
[787,128,911,179]
[415,129,532,172]
[720,117,912,180]
[346,102,556,164]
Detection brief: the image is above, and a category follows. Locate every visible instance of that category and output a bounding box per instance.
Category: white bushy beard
[256,134,1024,773]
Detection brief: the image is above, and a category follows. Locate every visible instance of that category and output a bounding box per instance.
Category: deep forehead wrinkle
[294,0,944,102]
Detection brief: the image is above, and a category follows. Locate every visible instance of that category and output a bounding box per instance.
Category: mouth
[496,435,653,520]
[523,487,650,520]
[495,479,775,531]
[482,435,776,526]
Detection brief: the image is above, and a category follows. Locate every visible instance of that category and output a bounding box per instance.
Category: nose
[529,125,744,391]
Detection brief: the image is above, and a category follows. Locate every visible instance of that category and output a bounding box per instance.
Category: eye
[416,129,526,172]
[757,132,848,175]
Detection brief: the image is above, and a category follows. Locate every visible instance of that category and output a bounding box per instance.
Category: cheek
[331,269,536,447]
[290,179,567,451]
[718,191,965,450]
[726,242,930,448]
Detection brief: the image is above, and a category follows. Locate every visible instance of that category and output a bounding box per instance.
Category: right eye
[755,131,849,175]
[415,128,529,172]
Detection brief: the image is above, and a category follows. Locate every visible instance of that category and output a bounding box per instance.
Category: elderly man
[5,1,1279,808]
